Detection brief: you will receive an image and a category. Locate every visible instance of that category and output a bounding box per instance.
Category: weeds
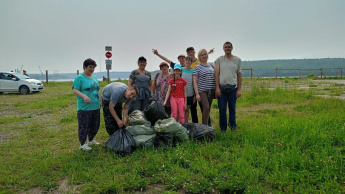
[0,79,345,193]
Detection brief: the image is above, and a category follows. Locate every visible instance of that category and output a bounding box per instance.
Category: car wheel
[19,86,30,95]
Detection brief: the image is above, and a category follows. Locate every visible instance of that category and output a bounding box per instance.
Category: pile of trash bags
[104,101,216,156]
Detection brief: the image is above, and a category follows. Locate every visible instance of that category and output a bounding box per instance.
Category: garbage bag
[154,118,189,141]
[133,134,156,148]
[127,125,155,136]
[143,100,169,126]
[154,133,178,147]
[128,110,150,126]
[182,123,216,141]
[104,128,136,156]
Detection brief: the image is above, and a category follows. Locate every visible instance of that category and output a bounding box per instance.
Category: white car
[0,72,44,94]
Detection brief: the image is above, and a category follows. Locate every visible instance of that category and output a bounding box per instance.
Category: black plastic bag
[154,133,178,147]
[104,128,136,156]
[143,100,169,126]
[182,123,216,141]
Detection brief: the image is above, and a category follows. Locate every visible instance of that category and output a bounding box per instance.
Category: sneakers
[88,140,100,146]
[80,144,92,151]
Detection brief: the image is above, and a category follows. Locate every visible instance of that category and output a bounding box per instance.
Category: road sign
[105,46,112,51]
[105,52,112,58]
[106,59,112,65]
[106,59,112,70]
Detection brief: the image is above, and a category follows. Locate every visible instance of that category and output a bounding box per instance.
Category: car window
[2,73,15,80]
[11,73,29,79]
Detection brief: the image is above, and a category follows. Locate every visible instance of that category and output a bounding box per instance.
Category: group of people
[72,41,242,151]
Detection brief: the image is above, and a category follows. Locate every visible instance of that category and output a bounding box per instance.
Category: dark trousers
[190,100,211,124]
[77,109,100,145]
[102,99,123,136]
[199,90,214,125]
[218,88,237,131]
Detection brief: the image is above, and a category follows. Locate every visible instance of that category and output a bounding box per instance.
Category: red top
[169,77,187,98]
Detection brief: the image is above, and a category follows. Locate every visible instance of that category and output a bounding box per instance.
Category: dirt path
[313,79,345,100]
[313,79,345,84]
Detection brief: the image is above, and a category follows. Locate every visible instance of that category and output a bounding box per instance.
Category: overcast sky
[1,0,345,74]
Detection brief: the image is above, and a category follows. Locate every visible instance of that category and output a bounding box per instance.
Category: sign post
[105,46,112,83]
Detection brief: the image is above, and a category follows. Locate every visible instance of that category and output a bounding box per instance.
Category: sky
[1,0,345,74]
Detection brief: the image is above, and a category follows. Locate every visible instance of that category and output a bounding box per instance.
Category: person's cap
[186,47,194,52]
[138,56,146,62]
[159,62,169,67]
[177,54,185,59]
[174,64,182,70]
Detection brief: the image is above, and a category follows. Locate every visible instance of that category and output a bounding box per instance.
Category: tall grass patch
[0,78,345,193]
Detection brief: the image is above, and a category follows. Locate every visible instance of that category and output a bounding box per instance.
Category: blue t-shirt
[72,74,100,111]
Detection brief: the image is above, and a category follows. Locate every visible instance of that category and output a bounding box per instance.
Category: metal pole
[276,68,278,79]
[107,69,110,84]
[46,70,48,84]
[77,70,79,75]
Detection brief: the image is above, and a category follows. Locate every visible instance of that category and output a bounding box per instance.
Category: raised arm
[152,49,172,64]
[208,48,215,55]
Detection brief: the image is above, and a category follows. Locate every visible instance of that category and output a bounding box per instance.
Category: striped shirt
[182,68,194,97]
[193,63,215,92]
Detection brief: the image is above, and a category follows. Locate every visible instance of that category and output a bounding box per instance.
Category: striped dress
[193,63,215,92]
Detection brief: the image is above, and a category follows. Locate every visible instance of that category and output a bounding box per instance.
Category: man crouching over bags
[102,82,138,135]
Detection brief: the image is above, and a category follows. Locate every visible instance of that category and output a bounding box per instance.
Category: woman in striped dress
[192,49,215,126]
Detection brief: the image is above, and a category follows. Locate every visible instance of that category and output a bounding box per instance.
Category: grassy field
[0,78,345,193]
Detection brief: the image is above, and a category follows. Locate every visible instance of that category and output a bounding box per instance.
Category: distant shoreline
[44,78,130,82]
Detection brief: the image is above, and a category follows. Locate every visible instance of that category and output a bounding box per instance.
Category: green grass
[0,79,345,193]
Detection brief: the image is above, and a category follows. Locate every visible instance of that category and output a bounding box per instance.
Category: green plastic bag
[154,118,189,142]
[128,110,150,127]
[127,125,155,136]
[133,134,156,148]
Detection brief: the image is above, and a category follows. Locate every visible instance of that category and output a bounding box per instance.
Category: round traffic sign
[105,52,112,58]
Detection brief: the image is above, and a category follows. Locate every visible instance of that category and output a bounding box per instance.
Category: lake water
[41,78,129,82]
